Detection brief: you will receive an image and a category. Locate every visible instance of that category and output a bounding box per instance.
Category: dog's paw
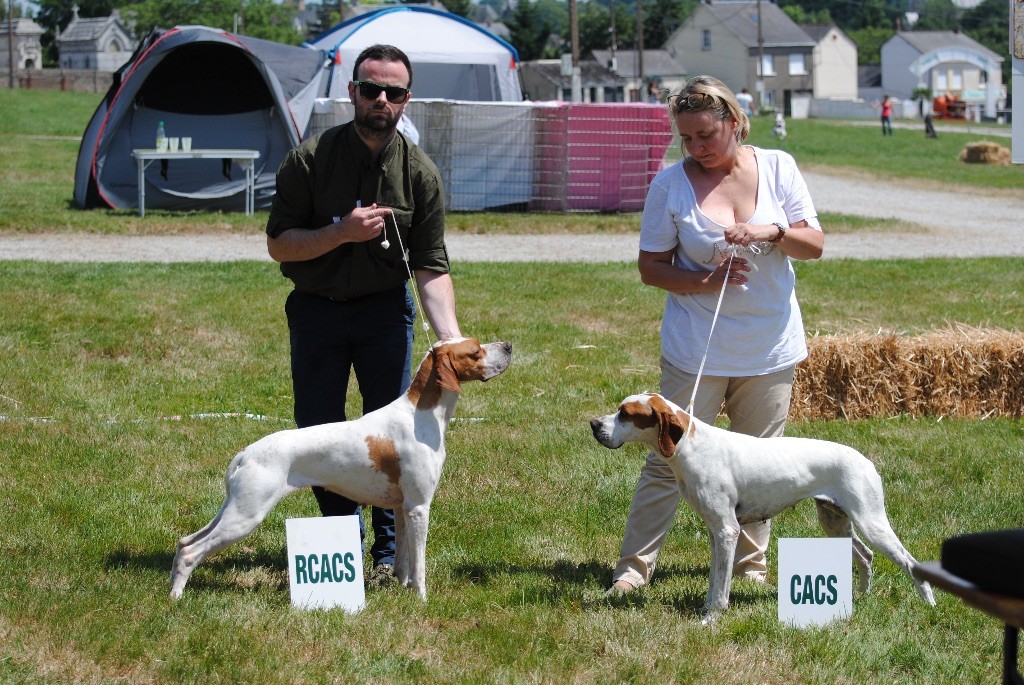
[699,610,720,626]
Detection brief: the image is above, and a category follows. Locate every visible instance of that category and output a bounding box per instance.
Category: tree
[442,0,474,20]
[122,0,301,45]
[780,4,832,26]
[507,0,551,61]
[777,0,892,31]
[961,0,1014,87]
[643,0,693,49]
[846,26,893,66]
[912,0,961,31]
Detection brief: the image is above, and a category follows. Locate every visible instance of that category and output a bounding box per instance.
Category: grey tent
[74,26,326,212]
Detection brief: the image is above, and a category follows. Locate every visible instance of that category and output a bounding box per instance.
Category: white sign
[286,516,365,613]
[777,537,852,627]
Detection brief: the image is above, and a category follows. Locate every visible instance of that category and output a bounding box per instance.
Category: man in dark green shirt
[266,44,462,587]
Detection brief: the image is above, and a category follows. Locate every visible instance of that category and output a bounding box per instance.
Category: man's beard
[354,105,398,141]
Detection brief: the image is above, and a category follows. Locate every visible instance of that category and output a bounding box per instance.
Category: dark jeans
[285,286,415,567]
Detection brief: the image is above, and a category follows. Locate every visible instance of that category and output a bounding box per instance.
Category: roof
[0,18,45,36]
[892,30,1002,63]
[590,49,685,78]
[799,23,842,43]
[57,9,130,43]
[520,59,621,88]
[309,6,519,62]
[701,2,814,49]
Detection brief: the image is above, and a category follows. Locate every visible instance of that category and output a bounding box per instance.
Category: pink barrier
[532,103,674,212]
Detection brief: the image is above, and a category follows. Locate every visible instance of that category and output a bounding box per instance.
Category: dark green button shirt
[266,122,450,300]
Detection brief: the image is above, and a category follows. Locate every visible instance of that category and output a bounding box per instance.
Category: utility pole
[7,0,15,88]
[756,0,764,109]
[569,0,581,101]
[635,0,644,101]
[609,0,617,74]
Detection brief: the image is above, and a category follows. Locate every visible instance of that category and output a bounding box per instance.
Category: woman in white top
[608,75,825,596]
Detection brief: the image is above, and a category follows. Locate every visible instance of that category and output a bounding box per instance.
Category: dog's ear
[649,396,685,458]
[434,348,462,393]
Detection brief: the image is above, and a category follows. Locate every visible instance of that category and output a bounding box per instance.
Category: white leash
[381,210,434,348]
[686,245,740,416]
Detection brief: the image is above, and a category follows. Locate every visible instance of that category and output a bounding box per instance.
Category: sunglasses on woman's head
[353,80,411,104]
[673,92,716,111]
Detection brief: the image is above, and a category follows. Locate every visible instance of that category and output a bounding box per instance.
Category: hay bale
[791,326,1024,420]
[958,140,1011,165]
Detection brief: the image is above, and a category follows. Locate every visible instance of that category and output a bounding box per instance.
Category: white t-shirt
[639,146,821,377]
[736,91,754,116]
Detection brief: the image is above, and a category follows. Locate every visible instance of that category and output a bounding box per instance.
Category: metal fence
[310,99,675,213]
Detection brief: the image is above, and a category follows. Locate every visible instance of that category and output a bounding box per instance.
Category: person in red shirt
[880,95,893,136]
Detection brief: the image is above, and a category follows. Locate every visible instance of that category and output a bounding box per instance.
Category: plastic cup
[181,137,192,151]
[168,137,180,152]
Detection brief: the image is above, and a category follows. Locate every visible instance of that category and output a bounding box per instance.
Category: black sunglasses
[353,80,411,104]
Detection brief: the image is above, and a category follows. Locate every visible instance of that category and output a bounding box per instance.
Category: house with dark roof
[663,0,816,116]
[590,49,688,101]
[0,17,44,70]
[56,7,136,71]
[881,30,1004,118]
[518,59,624,102]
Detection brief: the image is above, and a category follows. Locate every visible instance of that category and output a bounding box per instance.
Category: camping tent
[307,7,521,102]
[74,26,326,212]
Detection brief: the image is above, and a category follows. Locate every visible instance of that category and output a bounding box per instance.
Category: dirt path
[2,171,1022,262]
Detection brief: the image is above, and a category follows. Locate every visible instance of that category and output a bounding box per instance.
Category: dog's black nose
[590,418,602,431]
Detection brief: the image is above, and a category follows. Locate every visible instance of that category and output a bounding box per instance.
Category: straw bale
[791,326,1024,419]
[958,140,1011,165]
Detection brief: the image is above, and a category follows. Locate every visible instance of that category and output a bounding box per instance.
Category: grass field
[0,89,1022,684]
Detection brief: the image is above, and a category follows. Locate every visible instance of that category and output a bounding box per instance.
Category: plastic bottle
[156,121,167,151]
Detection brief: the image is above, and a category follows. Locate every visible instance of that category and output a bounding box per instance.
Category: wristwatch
[770,222,787,242]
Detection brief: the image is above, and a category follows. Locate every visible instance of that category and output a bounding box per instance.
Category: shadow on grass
[452,557,770,617]
[106,545,290,594]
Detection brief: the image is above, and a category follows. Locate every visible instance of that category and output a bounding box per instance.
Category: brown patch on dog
[405,340,485,410]
[366,435,401,484]
[647,394,690,458]
[620,400,657,429]
[406,350,442,410]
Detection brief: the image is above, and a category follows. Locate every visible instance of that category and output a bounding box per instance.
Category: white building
[0,17,45,70]
[881,30,1004,118]
[801,24,858,101]
[56,7,136,71]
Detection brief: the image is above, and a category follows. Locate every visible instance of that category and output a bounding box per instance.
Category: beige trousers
[612,358,795,589]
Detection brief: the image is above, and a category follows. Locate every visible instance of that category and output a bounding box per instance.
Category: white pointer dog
[590,393,935,621]
[170,337,512,600]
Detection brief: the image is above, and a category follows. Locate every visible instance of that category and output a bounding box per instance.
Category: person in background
[736,87,753,117]
[880,94,894,136]
[607,75,824,596]
[265,44,462,588]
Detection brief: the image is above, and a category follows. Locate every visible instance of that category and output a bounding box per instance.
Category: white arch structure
[908,46,1000,118]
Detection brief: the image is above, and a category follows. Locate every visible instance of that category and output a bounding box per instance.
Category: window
[789,53,806,75]
[758,54,775,77]
[702,29,711,51]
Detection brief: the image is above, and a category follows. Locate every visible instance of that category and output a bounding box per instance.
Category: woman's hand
[707,254,749,287]
[723,222,778,246]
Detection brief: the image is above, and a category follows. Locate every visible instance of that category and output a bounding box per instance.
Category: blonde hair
[669,75,750,142]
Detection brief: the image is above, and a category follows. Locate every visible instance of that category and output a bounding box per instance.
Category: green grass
[1,88,1023,683]
[1,260,1022,684]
